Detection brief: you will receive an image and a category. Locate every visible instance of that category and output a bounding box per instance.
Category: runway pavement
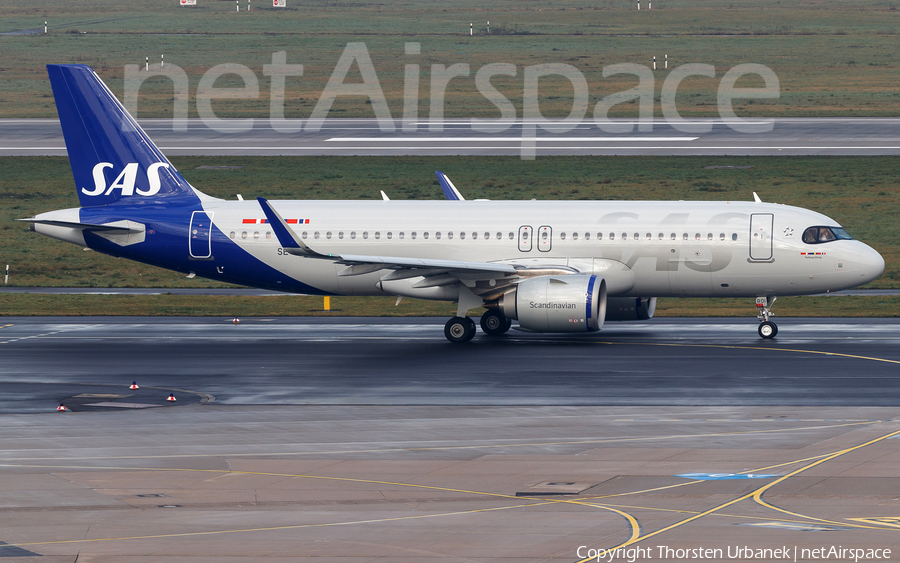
[2,317,900,561]
[3,117,900,156]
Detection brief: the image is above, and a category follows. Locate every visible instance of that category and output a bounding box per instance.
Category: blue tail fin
[47,64,200,207]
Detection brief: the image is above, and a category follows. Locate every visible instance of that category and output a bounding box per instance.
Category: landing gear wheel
[445,316,476,343]
[480,311,512,336]
[758,321,778,339]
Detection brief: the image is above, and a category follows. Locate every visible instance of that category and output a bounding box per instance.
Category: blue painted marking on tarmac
[676,473,781,480]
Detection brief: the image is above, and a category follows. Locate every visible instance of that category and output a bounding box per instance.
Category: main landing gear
[444,316,476,343]
[756,296,778,339]
[479,310,512,336]
[444,311,512,343]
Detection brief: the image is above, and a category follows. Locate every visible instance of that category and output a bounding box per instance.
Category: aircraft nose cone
[858,244,885,284]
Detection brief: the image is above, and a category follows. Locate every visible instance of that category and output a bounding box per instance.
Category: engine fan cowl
[497,274,607,333]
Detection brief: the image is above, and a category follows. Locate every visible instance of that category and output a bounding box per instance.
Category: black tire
[758,321,777,339]
[445,317,476,343]
[480,311,511,336]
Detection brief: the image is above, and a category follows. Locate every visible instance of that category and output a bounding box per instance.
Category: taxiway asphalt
[2,317,899,413]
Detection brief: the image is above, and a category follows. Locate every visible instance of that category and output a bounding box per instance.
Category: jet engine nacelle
[497,274,607,333]
[605,297,657,322]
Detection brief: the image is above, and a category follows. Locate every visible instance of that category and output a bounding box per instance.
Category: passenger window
[423,232,429,240]
[460,232,466,240]
[362,231,368,239]
[399,232,404,239]
[560,232,566,240]
[719,233,725,241]
[338,232,343,239]
[350,231,356,240]
[731,233,737,241]
[597,232,602,240]
[610,233,615,240]
[695,233,700,241]
[241,231,248,239]
[683,233,688,240]
[253,231,259,239]
[585,233,590,241]
[622,233,627,240]
[634,232,639,240]
[436,232,441,239]
[302,231,308,239]
[496,232,502,240]
[229,231,235,239]
[374,231,380,239]
[707,233,712,241]
[386,232,392,240]
[448,232,454,239]
[472,232,477,240]
[573,232,579,241]
[326,232,332,239]
[646,233,651,240]
[508,232,514,240]
[485,232,491,240]
[314,231,320,239]
[658,233,664,240]
[670,233,676,240]
[266,232,272,239]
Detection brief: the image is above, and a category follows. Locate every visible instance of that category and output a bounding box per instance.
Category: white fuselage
[200,198,884,298]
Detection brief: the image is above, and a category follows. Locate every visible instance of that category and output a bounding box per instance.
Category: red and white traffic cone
[57,403,67,412]
[166,393,176,402]
[129,381,139,390]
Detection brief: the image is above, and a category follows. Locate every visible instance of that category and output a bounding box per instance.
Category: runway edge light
[130,381,139,390]
[167,393,177,402]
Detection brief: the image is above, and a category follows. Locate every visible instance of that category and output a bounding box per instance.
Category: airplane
[25,64,885,343]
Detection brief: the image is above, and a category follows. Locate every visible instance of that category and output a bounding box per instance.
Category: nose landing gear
[756,296,778,339]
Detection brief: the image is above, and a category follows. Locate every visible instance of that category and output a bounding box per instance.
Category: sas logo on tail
[83,162,171,197]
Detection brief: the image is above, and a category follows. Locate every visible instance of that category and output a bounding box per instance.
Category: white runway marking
[325,136,700,142]
[6,145,900,152]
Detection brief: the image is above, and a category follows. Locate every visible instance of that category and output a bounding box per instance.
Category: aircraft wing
[331,254,516,275]
[257,197,516,277]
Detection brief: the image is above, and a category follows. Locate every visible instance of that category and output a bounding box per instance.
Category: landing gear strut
[755,296,778,339]
[480,310,512,336]
[445,316,476,343]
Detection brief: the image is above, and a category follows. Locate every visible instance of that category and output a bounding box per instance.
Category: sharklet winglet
[435,171,465,201]
[256,197,324,257]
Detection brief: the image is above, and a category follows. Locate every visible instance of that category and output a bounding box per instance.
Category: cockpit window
[802,226,853,244]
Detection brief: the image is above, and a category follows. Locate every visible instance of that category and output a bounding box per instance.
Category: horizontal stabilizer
[19,218,141,232]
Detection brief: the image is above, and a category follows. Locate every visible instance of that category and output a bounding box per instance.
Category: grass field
[1,154,896,294]
[1,0,899,118]
[1,294,896,319]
